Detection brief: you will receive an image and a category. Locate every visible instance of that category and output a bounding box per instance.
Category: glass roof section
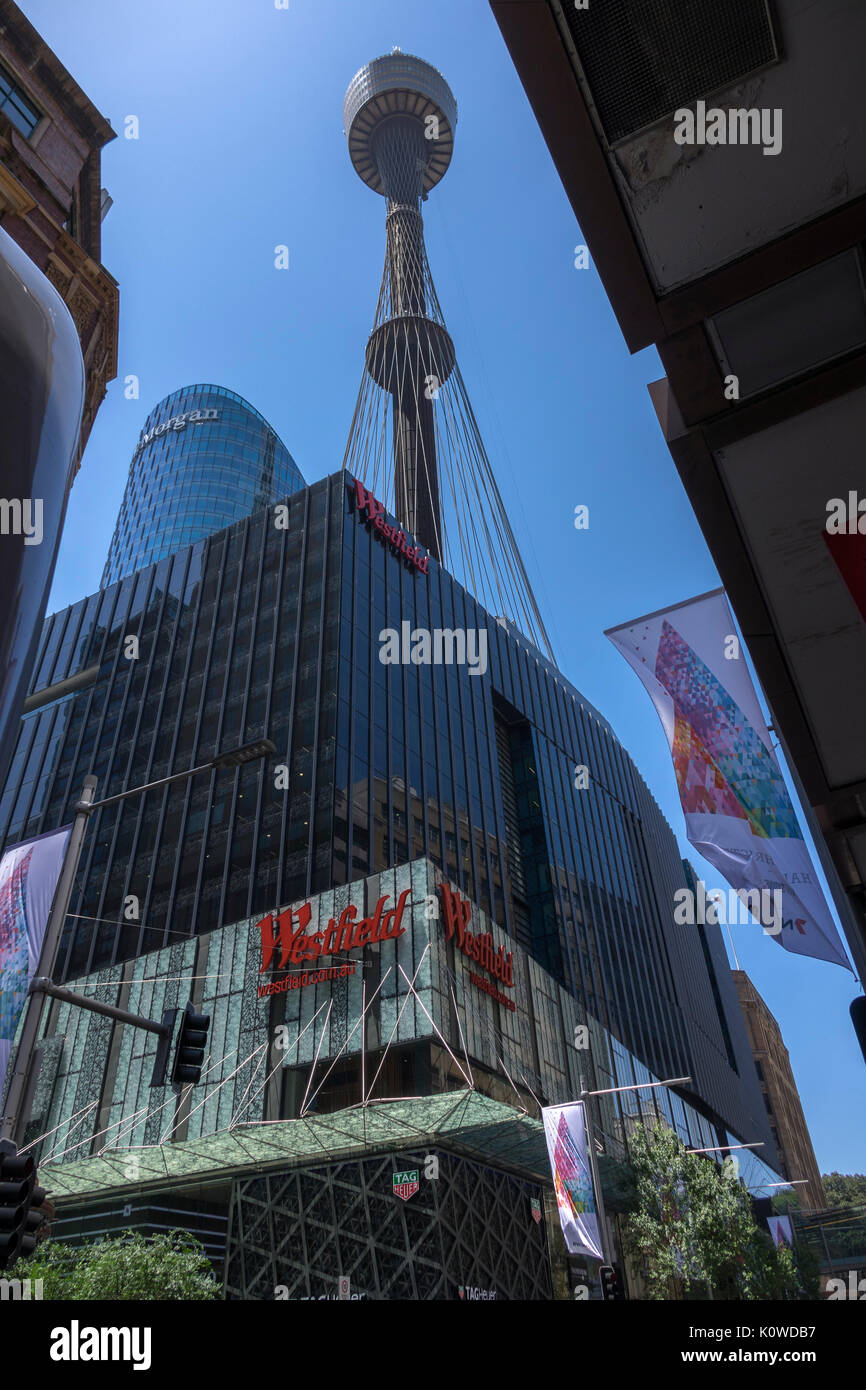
[42,1091,550,1201]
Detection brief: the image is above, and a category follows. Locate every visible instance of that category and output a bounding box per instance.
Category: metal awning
[42,1090,551,1202]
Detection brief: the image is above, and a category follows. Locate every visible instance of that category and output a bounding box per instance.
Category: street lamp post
[578,1072,612,1267]
[0,738,275,1145]
[577,1075,693,1282]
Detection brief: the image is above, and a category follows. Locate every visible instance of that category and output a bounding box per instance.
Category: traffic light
[0,1140,37,1272]
[172,999,211,1085]
[18,1181,49,1260]
[600,1264,625,1300]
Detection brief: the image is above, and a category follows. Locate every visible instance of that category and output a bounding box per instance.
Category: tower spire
[342,53,555,661]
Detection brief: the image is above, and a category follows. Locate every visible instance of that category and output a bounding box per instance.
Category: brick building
[733,971,825,1211]
[0,0,117,467]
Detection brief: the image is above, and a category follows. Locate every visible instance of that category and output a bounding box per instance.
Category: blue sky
[23,0,863,1175]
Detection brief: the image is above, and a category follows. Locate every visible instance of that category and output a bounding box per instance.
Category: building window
[0,62,42,139]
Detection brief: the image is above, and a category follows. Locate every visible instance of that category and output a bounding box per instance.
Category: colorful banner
[0,825,70,1096]
[767,1214,793,1249]
[542,1102,603,1261]
[605,590,850,971]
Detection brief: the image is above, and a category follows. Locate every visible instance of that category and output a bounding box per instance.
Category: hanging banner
[605,590,850,971]
[0,825,71,1095]
[767,1214,793,1249]
[542,1102,603,1261]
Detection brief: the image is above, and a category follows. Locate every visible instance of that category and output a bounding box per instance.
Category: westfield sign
[256,890,410,997]
[438,882,515,1010]
[350,477,431,576]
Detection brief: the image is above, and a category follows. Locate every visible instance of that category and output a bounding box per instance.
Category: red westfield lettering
[438,882,514,989]
[260,901,314,972]
[351,478,430,576]
[258,962,356,999]
[257,889,410,978]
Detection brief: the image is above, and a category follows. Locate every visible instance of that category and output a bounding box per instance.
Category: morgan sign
[133,408,219,457]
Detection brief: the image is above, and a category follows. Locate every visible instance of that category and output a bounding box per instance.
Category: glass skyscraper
[0,471,776,1158]
[101,384,305,585]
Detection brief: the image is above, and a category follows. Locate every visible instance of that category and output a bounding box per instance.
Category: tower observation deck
[342,52,554,661]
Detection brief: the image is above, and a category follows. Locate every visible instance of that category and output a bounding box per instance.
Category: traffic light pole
[28,978,172,1037]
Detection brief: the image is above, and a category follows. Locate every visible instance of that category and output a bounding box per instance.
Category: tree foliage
[623,1121,806,1300]
[9,1230,220,1301]
[821,1172,866,1210]
[769,1188,801,1215]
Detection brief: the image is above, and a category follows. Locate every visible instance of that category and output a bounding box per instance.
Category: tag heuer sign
[531,1197,542,1225]
[392,1170,419,1202]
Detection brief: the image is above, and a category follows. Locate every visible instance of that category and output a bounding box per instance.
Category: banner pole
[1,775,97,1144]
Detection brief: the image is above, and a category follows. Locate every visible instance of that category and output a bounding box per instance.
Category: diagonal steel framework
[224,1146,553,1301]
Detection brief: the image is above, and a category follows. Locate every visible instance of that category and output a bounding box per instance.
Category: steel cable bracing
[341,68,556,664]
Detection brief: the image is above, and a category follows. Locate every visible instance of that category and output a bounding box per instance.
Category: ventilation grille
[558,0,779,145]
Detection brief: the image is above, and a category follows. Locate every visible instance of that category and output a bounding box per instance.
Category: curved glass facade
[102,384,305,585]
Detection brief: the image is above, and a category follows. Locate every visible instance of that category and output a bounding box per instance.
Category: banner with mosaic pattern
[542,1102,603,1261]
[605,590,850,971]
[0,825,71,1097]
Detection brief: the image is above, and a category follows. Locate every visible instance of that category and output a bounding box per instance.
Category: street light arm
[86,738,276,811]
[580,1076,693,1099]
[87,759,219,811]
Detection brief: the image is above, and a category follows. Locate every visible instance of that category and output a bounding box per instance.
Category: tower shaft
[367,115,449,560]
[384,205,427,320]
[392,388,440,558]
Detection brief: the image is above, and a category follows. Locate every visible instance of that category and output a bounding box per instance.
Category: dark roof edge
[0,0,116,146]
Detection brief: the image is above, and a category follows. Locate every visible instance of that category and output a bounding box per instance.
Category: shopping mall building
[1,46,790,1299]
[2,470,784,1298]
